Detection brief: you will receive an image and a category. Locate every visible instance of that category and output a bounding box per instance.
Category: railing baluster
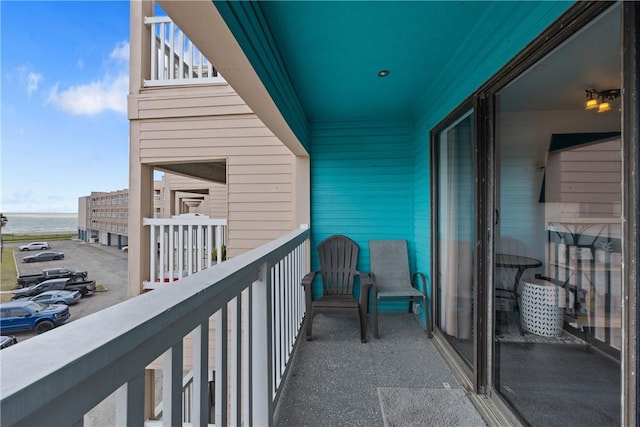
[252,263,272,426]
[150,225,157,283]
[193,322,209,427]
[178,224,184,280]
[215,306,228,426]
[169,21,175,80]
[163,343,184,426]
[189,42,194,80]
[115,371,145,426]
[197,225,204,272]
[243,287,252,425]
[231,296,242,425]
[159,22,167,80]
[207,224,214,267]
[168,224,175,281]
[178,31,185,79]
[150,22,158,81]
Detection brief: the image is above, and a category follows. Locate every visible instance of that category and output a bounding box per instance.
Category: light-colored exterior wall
[128,0,310,296]
[88,189,129,246]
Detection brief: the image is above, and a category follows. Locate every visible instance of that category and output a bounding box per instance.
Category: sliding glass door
[492,5,622,425]
[433,109,476,370]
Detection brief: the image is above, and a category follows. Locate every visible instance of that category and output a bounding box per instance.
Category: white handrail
[0,228,310,426]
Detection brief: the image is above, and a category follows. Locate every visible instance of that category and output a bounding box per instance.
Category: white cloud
[27,72,43,96]
[109,41,129,62]
[46,41,129,116]
[47,74,128,115]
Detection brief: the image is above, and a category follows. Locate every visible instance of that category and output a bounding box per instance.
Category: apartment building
[77,173,227,249]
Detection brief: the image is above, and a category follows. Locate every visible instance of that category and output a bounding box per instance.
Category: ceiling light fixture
[585,88,620,112]
[377,70,389,77]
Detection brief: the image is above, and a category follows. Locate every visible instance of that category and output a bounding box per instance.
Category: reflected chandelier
[585,88,620,113]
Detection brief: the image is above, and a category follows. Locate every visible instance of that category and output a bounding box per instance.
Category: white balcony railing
[0,227,310,426]
[145,16,226,87]
[144,216,227,290]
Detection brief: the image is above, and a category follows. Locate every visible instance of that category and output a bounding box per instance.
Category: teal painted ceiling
[215,1,574,132]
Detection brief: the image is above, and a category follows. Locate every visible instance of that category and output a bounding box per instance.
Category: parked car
[16,267,88,288]
[0,335,18,349]
[22,251,65,263]
[29,290,81,306]
[0,300,70,334]
[18,242,50,251]
[12,278,96,299]
[121,246,128,252]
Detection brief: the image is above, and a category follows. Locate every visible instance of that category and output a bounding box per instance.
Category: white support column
[193,322,209,427]
[163,343,183,426]
[115,372,145,426]
[251,263,272,427]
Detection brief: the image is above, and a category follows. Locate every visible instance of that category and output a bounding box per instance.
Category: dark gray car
[22,251,65,263]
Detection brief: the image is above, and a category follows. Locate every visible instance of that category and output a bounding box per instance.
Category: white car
[19,242,50,251]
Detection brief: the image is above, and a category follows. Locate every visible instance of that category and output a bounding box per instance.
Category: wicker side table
[521,281,564,337]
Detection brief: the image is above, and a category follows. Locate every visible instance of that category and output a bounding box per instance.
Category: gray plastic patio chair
[369,239,431,339]
[301,235,372,343]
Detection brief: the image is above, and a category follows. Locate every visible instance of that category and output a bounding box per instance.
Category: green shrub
[212,245,227,261]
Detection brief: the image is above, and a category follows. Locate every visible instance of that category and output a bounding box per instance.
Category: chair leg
[306,310,314,341]
[423,295,432,339]
[373,296,379,339]
[359,305,368,343]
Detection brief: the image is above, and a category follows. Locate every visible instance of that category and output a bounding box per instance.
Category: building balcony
[0,228,482,426]
[143,216,227,290]
[144,15,226,88]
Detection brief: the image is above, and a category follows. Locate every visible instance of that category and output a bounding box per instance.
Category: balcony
[144,16,226,87]
[143,216,227,290]
[0,228,483,426]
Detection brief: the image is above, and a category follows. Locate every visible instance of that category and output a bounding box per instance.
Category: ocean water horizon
[1,212,78,234]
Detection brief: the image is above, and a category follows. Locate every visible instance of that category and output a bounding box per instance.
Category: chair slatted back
[317,235,360,296]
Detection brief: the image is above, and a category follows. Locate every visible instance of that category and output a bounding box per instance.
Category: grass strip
[1,247,17,302]
[2,232,76,242]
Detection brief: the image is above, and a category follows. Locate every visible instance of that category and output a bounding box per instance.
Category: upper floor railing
[0,227,310,426]
[143,215,227,290]
[144,16,226,87]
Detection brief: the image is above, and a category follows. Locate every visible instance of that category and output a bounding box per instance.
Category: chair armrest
[302,271,318,312]
[411,272,428,296]
[302,271,317,288]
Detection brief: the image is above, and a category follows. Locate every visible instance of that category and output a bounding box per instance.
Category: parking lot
[6,239,129,341]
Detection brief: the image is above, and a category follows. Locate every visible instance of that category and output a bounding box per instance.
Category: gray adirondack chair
[369,240,431,339]
[301,235,372,343]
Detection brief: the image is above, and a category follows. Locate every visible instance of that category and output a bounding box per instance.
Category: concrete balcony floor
[275,313,486,426]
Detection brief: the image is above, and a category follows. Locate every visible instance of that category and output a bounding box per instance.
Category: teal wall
[215,0,576,318]
[310,120,415,271]
[309,120,420,308]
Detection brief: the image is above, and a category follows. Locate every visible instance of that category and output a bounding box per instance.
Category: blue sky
[1,1,132,213]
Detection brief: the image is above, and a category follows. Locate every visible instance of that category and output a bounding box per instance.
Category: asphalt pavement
[6,239,129,341]
[4,240,131,425]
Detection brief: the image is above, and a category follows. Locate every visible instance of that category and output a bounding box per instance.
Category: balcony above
[145,16,226,87]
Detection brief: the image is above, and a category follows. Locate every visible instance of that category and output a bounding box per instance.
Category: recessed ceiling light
[378,70,390,77]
